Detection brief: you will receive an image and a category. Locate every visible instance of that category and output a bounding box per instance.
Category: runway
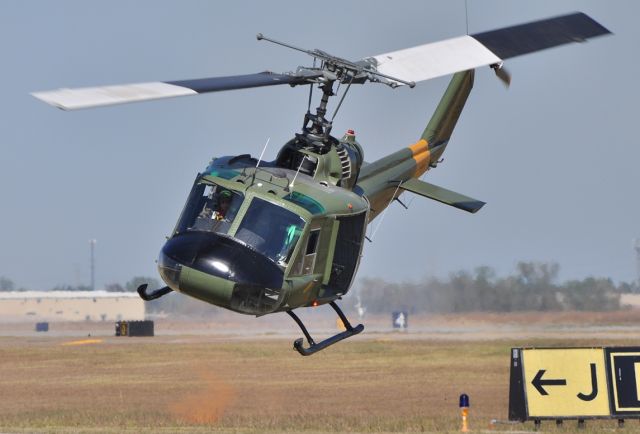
[1,311,639,433]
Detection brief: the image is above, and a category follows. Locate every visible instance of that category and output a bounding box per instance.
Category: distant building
[0,291,144,322]
[620,293,640,309]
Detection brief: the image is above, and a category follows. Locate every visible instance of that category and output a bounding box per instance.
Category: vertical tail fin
[420,70,474,167]
[357,69,476,212]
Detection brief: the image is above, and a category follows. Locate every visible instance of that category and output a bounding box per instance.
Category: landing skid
[137,284,173,301]
[287,301,364,356]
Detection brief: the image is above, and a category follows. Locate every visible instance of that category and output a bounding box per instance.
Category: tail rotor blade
[492,63,512,88]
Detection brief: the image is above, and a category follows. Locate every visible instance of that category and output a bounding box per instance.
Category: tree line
[1,261,635,314]
[352,262,630,314]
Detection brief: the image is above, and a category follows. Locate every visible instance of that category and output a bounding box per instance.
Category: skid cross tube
[286,301,364,356]
[286,310,315,346]
[330,301,353,329]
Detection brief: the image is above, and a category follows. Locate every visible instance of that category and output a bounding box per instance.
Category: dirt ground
[1,312,640,433]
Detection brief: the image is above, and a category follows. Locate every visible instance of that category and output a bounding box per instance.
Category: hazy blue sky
[1,0,638,290]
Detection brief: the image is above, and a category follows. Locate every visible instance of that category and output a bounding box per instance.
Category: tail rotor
[491,62,512,88]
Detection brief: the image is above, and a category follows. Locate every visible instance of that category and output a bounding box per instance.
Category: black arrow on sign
[532,369,567,395]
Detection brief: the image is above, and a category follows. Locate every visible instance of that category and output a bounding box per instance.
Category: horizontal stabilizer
[400,178,485,214]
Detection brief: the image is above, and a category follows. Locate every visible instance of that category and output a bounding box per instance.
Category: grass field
[1,316,640,433]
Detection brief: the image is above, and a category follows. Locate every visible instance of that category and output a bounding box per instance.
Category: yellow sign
[522,348,609,417]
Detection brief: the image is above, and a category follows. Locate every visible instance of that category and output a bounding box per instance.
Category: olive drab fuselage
[159,132,369,316]
[157,71,476,316]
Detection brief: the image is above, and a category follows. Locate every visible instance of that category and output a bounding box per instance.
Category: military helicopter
[32,12,610,355]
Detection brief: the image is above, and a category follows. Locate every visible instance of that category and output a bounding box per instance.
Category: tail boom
[409,138,430,177]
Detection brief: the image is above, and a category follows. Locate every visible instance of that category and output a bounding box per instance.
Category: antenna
[370,182,402,240]
[255,137,270,168]
[289,155,308,189]
[89,239,96,291]
[465,0,469,35]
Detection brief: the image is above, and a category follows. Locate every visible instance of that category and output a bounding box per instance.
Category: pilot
[212,189,232,221]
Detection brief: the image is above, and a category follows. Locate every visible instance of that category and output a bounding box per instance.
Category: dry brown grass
[0,328,639,433]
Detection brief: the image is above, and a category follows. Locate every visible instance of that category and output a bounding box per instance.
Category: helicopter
[32,12,610,355]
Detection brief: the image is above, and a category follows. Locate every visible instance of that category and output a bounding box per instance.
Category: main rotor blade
[471,12,610,60]
[32,71,309,111]
[362,12,610,86]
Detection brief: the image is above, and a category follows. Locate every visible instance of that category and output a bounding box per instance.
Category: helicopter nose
[159,231,284,290]
[157,249,182,291]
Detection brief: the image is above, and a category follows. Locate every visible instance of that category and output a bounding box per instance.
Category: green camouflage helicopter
[33,12,610,355]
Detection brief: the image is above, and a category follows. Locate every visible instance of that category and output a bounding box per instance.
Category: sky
[0,0,638,290]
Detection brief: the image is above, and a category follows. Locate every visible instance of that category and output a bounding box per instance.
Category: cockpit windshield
[176,181,244,235]
[234,197,305,267]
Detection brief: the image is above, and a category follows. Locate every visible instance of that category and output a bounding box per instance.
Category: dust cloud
[169,369,236,424]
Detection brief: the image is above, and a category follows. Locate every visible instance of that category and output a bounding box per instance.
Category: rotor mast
[300,79,334,147]
[257,33,414,150]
